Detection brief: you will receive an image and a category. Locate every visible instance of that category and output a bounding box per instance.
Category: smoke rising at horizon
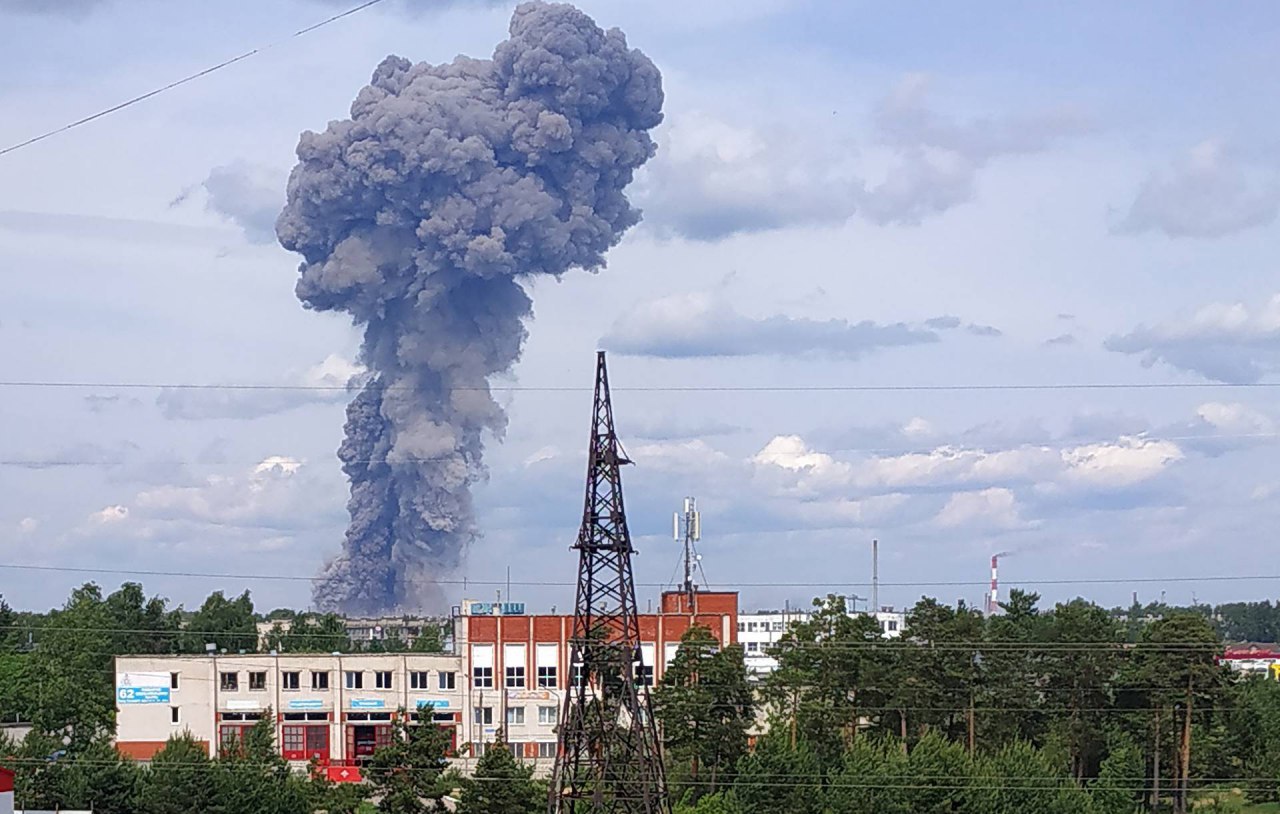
[276,1,663,614]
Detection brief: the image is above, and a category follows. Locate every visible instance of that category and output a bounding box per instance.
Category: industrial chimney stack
[986,554,999,615]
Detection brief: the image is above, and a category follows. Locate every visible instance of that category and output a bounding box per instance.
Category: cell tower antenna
[676,496,701,610]
[549,352,671,814]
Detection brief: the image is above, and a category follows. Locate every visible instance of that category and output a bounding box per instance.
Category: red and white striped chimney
[988,554,999,615]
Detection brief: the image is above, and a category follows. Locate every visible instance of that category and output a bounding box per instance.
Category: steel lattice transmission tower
[549,352,671,814]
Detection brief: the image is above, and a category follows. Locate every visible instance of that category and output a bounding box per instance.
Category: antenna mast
[549,352,671,814]
[675,497,701,610]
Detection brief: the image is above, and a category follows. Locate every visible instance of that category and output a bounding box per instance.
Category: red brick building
[455,590,738,761]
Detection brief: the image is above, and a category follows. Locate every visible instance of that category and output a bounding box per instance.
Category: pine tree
[364,709,451,813]
[457,736,539,814]
[763,595,882,768]
[211,713,312,814]
[1090,733,1143,814]
[138,732,216,814]
[824,735,909,814]
[733,734,826,814]
[654,625,754,799]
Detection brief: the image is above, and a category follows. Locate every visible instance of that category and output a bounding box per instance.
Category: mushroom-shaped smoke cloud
[277,1,663,614]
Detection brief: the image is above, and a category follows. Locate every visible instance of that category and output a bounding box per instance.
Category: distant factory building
[738,599,907,678]
[1220,645,1280,679]
[254,615,446,651]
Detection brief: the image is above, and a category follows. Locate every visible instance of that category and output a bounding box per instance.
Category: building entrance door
[352,725,377,759]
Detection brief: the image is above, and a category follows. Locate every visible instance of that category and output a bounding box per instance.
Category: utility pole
[675,497,701,611]
[872,539,879,613]
[549,352,671,814]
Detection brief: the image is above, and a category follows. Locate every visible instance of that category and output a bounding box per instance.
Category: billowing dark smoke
[276,1,663,614]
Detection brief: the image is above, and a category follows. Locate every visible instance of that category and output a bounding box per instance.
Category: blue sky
[2,0,1280,614]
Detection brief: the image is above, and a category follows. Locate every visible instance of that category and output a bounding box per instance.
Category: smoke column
[276,1,663,614]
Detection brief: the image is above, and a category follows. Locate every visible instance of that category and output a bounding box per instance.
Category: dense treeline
[4,582,1280,812]
[654,592,1280,814]
[0,583,447,726]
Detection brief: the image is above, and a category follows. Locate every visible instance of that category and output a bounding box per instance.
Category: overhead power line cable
[2,561,1278,589]
[0,0,388,158]
[6,428,1280,468]
[1,379,1279,393]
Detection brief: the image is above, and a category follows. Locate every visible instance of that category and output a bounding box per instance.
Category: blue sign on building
[117,686,170,705]
[350,699,385,710]
[288,699,324,711]
[415,698,453,710]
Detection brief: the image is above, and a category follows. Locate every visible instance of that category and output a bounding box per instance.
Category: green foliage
[673,791,743,814]
[210,714,313,814]
[137,732,217,814]
[654,625,754,799]
[763,595,884,768]
[1043,598,1123,781]
[456,740,540,814]
[264,613,350,653]
[902,731,971,814]
[825,735,910,814]
[29,583,118,739]
[183,590,257,654]
[733,734,826,814]
[365,710,451,812]
[1089,732,1143,814]
[967,740,1089,814]
[412,622,448,654]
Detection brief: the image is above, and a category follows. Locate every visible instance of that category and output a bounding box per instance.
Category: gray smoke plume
[276,1,663,614]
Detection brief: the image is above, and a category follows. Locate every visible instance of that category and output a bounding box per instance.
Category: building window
[772,621,784,632]
[311,671,330,691]
[170,672,179,690]
[746,622,757,632]
[473,742,487,757]
[282,725,304,754]
[219,725,247,750]
[473,666,493,689]
[345,671,363,690]
[888,620,898,632]
[220,672,238,692]
[538,742,557,759]
[248,672,267,691]
[281,672,300,691]
[570,664,585,688]
[537,666,557,688]
[306,726,328,755]
[637,664,654,686]
[538,705,558,725]
[375,671,393,690]
[505,664,525,689]
[737,622,745,632]
[410,671,429,690]
[376,725,394,751]
[474,707,493,726]
[746,642,758,653]
[438,671,456,690]
[507,706,525,725]
[171,706,180,725]
[508,742,524,758]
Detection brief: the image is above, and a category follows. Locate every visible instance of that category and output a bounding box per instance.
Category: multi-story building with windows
[455,590,738,767]
[738,602,908,678]
[115,590,738,775]
[114,652,464,769]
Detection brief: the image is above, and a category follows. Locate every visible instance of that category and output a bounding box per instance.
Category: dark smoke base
[276,2,664,614]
